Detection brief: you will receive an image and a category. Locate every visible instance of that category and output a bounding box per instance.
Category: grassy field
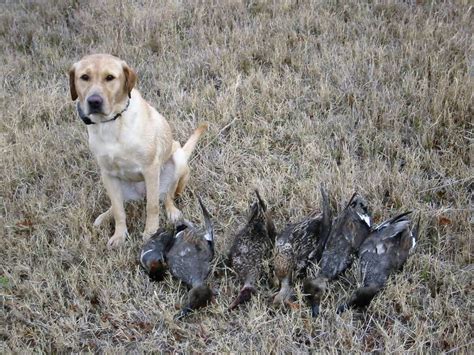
[1,0,472,352]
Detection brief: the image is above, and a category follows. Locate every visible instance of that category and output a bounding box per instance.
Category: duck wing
[346,192,371,228]
[371,211,412,234]
[229,191,273,285]
[167,228,212,288]
[319,193,370,279]
[197,195,215,258]
[359,212,416,286]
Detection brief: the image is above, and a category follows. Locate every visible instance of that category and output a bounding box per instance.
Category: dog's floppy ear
[123,63,137,98]
[69,65,78,101]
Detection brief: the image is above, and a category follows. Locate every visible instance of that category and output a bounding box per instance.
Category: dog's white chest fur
[102,142,143,181]
[88,123,145,182]
[101,150,143,181]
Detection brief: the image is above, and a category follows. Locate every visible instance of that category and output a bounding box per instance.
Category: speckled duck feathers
[228,190,276,310]
[273,187,332,305]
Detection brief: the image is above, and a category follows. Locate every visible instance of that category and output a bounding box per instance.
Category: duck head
[336,285,380,313]
[272,244,295,305]
[272,276,294,306]
[175,285,214,320]
[139,227,175,281]
[228,285,257,310]
[303,277,328,317]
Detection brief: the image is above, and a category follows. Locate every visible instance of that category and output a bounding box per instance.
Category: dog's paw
[94,208,112,227]
[142,230,154,242]
[167,207,183,224]
[107,233,126,249]
[143,222,160,241]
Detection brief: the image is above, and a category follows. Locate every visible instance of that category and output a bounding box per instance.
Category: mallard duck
[273,187,332,306]
[140,227,176,281]
[166,196,215,319]
[228,190,276,310]
[304,192,371,317]
[337,211,418,313]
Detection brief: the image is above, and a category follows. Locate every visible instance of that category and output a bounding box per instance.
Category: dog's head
[69,54,136,120]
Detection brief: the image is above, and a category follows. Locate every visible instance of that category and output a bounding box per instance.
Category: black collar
[77,99,130,125]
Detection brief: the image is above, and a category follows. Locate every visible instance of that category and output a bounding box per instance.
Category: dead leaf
[438,216,451,226]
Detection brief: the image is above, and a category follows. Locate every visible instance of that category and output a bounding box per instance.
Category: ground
[0,0,472,352]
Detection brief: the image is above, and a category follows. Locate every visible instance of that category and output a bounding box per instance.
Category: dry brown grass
[1,0,472,352]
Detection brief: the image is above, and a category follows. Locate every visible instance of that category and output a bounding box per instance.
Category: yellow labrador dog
[69,54,206,248]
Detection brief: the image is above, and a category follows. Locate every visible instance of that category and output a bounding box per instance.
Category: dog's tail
[182,123,208,160]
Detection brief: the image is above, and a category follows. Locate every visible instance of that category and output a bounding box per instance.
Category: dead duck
[336,211,418,313]
[228,190,276,310]
[140,227,176,281]
[273,187,332,306]
[166,196,215,319]
[304,192,371,317]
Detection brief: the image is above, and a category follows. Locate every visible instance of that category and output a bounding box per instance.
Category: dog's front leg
[101,173,128,248]
[142,164,161,240]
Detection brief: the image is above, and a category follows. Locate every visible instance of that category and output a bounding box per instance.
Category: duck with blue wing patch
[337,212,419,313]
[304,192,371,317]
[166,196,215,319]
[273,187,332,307]
[228,190,276,310]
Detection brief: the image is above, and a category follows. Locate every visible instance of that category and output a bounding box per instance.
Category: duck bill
[303,277,326,317]
[337,285,381,313]
[174,307,192,320]
[272,284,293,306]
[228,286,256,310]
[310,303,320,318]
[336,303,348,314]
[350,286,380,308]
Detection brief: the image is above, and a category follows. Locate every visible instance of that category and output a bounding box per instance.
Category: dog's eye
[105,75,115,81]
[80,74,89,81]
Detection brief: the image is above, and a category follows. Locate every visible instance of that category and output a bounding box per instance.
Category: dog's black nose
[87,95,103,111]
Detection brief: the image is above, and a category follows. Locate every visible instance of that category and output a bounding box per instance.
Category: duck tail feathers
[320,185,332,245]
[197,195,214,255]
[254,189,267,212]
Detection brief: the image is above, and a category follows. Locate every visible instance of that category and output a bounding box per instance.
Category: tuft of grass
[1,0,472,352]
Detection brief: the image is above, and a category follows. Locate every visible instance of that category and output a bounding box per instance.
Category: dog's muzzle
[76,99,130,126]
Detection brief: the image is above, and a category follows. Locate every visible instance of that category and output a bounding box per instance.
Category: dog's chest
[89,134,145,182]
